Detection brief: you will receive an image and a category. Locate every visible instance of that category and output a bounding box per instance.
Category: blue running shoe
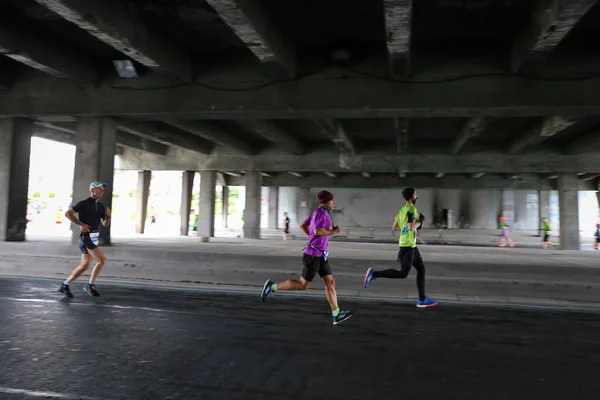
[417,297,439,308]
[363,267,375,288]
[261,279,275,303]
[333,309,353,325]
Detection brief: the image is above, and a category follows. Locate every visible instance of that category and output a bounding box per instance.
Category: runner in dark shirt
[59,181,111,298]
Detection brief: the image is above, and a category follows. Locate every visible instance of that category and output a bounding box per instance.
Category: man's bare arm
[101,207,112,227]
[315,226,340,236]
[300,221,310,236]
[65,208,89,232]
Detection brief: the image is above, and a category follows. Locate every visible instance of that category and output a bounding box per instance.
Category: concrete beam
[383,0,412,77]
[32,123,75,145]
[452,117,487,155]
[34,0,191,81]
[241,120,304,154]
[0,16,97,84]
[205,0,296,78]
[509,116,578,154]
[164,120,258,155]
[117,120,214,155]
[315,119,355,154]
[512,0,598,73]
[7,74,600,118]
[115,131,168,156]
[32,121,168,155]
[225,173,587,190]
[566,128,600,154]
[117,148,600,174]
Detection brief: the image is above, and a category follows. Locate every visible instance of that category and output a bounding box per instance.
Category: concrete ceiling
[2,0,600,185]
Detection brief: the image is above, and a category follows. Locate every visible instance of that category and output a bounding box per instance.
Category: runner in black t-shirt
[59,181,112,298]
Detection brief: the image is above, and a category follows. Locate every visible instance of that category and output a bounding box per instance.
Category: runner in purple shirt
[261,190,353,325]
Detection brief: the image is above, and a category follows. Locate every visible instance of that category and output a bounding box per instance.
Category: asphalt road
[0,277,599,400]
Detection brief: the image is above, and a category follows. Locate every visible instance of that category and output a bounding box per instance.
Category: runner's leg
[87,246,107,283]
[411,248,426,301]
[66,254,93,284]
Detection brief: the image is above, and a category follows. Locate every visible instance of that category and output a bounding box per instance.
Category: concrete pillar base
[180,171,195,236]
[558,174,579,250]
[0,119,33,242]
[244,171,262,239]
[197,171,216,238]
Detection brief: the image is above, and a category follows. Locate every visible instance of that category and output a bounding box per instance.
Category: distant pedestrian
[542,217,557,248]
[498,216,515,247]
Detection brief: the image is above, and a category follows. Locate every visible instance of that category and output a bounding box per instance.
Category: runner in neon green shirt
[541,217,556,248]
[363,187,438,308]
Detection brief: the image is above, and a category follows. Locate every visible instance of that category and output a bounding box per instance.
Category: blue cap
[89,181,108,191]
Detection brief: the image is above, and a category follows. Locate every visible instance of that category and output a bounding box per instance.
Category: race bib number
[323,250,329,261]
[90,232,100,245]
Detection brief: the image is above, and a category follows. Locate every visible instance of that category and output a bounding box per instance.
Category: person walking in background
[282,212,295,240]
[542,217,557,248]
[498,216,515,247]
[594,223,600,250]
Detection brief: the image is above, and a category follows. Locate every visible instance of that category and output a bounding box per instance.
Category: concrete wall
[278,187,299,232]
[468,190,502,229]
[513,190,539,230]
[250,187,596,234]
[306,188,435,229]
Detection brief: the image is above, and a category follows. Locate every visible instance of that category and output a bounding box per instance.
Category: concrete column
[268,187,279,229]
[297,188,310,224]
[222,186,229,228]
[538,190,550,236]
[135,170,151,234]
[72,118,116,245]
[558,174,580,250]
[180,171,195,236]
[501,189,516,225]
[197,171,216,238]
[0,119,33,242]
[244,171,262,239]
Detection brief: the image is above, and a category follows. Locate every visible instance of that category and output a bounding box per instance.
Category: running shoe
[84,284,101,297]
[363,267,375,288]
[59,283,73,298]
[261,279,275,303]
[417,297,438,308]
[333,310,353,325]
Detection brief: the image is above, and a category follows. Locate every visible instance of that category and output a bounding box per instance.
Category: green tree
[48,192,56,198]
[33,191,40,198]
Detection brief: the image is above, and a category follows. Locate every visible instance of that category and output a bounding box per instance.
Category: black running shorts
[543,234,550,242]
[301,254,332,282]
[78,235,97,254]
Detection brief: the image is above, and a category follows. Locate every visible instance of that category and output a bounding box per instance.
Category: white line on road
[0,386,111,400]
[0,297,202,316]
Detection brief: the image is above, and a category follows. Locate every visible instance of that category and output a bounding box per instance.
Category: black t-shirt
[72,197,106,234]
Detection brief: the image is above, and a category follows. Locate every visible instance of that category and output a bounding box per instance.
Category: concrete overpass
[1,0,600,249]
